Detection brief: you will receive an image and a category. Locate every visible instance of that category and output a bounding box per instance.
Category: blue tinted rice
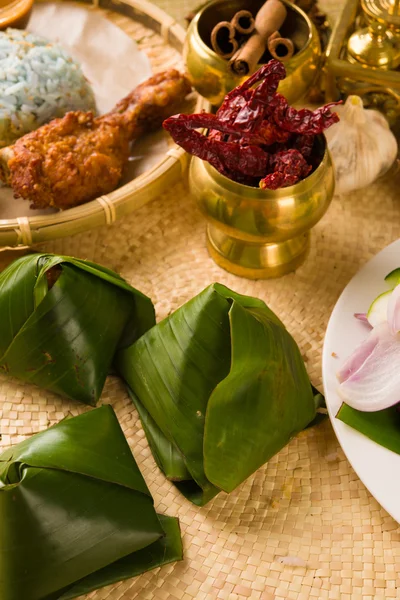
[0,28,96,147]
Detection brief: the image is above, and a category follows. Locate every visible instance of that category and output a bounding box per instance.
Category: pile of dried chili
[163,60,339,190]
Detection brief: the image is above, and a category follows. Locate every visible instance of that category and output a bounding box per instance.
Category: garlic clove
[325,95,398,195]
[342,95,367,125]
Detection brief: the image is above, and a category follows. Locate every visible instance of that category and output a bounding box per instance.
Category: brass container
[189,136,334,279]
[325,0,400,123]
[0,0,33,29]
[184,0,322,106]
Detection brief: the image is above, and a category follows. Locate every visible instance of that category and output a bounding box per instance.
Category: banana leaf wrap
[0,253,155,406]
[116,283,317,506]
[0,405,183,600]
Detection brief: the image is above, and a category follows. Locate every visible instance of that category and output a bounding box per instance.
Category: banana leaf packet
[0,253,155,406]
[117,283,319,506]
[0,405,182,600]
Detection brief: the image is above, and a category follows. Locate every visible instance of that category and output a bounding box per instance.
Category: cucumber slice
[367,289,392,327]
[384,268,400,289]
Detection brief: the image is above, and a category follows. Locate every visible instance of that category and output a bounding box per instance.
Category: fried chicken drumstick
[0,69,191,209]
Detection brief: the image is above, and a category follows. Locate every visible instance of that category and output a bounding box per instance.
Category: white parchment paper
[0,2,173,219]
[28,3,152,114]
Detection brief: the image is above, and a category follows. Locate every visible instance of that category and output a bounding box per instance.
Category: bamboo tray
[0,0,207,248]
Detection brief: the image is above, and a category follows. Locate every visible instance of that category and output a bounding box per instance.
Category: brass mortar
[189,136,334,280]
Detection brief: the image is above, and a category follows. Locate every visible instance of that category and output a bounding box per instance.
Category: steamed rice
[0,28,96,148]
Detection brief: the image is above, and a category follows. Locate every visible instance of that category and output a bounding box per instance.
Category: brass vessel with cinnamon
[184,0,322,105]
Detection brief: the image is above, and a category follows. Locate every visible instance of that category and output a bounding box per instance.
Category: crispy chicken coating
[0,70,191,209]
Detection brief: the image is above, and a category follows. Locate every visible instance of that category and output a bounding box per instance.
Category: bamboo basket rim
[0,0,208,249]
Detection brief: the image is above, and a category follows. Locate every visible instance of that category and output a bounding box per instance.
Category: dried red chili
[292,134,314,159]
[163,114,269,179]
[260,149,312,190]
[267,93,340,134]
[162,60,340,190]
[257,121,290,145]
[215,61,286,132]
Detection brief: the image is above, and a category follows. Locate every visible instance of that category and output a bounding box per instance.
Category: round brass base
[206,225,310,279]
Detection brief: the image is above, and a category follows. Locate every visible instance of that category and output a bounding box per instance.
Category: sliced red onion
[337,321,400,411]
[354,313,370,324]
[337,330,380,384]
[387,283,400,335]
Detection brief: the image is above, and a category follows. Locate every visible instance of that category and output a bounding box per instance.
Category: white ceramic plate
[322,238,400,523]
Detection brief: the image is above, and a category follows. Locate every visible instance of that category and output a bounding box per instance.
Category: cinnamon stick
[211,21,239,59]
[230,0,287,76]
[230,10,255,35]
[268,30,295,61]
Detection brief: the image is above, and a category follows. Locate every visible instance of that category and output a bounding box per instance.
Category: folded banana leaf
[116,283,318,506]
[337,403,400,455]
[0,253,155,406]
[0,405,182,600]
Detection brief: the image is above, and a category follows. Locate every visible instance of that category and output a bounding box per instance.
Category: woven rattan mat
[2,2,400,599]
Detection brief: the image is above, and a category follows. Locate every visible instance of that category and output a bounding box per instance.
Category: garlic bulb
[325,95,398,195]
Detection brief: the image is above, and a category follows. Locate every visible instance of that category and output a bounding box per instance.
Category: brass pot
[184,0,321,106]
[189,136,334,279]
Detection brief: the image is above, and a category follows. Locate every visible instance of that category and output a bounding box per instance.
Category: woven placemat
[2,1,400,599]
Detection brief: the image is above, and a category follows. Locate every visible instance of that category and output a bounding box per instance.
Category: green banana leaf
[337,403,400,454]
[0,405,182,600]
[116,283,317,506]
[0,254,155,406]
